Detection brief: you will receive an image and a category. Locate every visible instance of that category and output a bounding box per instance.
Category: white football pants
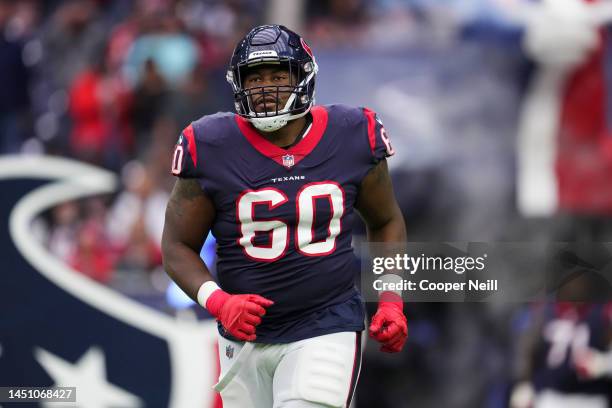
[535,390,607,408]
[215,331,363,408]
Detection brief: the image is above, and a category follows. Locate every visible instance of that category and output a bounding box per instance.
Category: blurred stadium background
[1,0,612,407]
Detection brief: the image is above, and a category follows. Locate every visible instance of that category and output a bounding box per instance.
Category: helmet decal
[300,38,313,59]
[247,50,279,61]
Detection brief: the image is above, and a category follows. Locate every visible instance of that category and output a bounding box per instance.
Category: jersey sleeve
[362,107,395,164]
[170,123,200,178]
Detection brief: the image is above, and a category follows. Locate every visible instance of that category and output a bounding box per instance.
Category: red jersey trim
[235,106,329,168]
[363,107,377,156]
[182,124,197,167]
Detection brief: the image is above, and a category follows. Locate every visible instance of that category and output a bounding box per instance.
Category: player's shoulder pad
[170,112,235,178]
[191,111,236,146]
[322,103,366,128]
[359,106,395,163]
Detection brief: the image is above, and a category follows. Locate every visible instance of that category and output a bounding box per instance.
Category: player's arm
[162,178,215,301]
[574,305,612,380]
[162,178,273,341]
[509,308,543,408]
[355,159,408,353]
[355,159,406,243]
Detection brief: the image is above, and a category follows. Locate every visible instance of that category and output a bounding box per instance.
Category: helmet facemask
[227,58,318,132]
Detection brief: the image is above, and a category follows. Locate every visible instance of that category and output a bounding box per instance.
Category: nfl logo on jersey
[282,154,295,168]
[226,345,234,359]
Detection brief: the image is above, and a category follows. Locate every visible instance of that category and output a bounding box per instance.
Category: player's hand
[574,348,612,379]
[369,292,407,353]
[206,291,274,342]
[509,381,534,408]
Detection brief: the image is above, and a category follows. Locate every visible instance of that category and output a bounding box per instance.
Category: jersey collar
[235,106,328,169]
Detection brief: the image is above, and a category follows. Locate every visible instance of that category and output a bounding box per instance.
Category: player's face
[242,66,296,114]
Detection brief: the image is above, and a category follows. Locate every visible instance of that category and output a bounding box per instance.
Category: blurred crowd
[1,0,265,288]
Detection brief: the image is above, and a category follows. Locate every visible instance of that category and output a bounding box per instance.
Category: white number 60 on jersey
[237,181,345,261]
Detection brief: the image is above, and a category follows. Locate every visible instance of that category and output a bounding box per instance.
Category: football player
[510,301,612,408]
[161,25,408,408]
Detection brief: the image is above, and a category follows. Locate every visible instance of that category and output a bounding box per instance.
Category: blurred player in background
[511,300,612,408]
[512,0,612,406]
[161,24,407,407]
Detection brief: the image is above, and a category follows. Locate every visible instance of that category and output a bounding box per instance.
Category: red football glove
[206,290,274,342]
[369,292,408,353]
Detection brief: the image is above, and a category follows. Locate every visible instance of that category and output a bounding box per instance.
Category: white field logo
[248,50,278,60]
[2,156,218,408]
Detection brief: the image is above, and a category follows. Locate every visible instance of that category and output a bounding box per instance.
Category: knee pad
[219,378,254,408]
[293,338,357,407]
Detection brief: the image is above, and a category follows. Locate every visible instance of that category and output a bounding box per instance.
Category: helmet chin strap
[251,114,290,132]
[250,104,311,132]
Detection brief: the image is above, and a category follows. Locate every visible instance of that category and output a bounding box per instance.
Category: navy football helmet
[226,25,318,132]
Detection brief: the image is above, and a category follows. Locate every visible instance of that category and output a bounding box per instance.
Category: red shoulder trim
[235,106,329,168]
[182,124,197,167]
[363,107,377,155]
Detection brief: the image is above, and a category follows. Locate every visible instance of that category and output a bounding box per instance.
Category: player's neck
[258,116,307,148]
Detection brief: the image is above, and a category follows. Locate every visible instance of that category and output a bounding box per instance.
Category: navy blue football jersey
[531,303,612,399]
[170,104,394,343]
